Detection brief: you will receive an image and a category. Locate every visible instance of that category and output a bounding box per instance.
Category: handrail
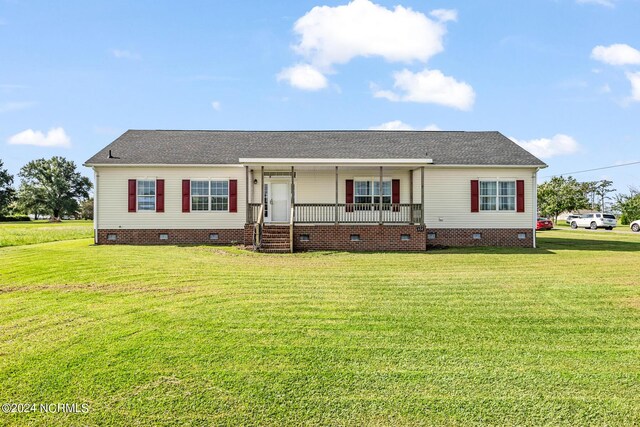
[289,206,294,253]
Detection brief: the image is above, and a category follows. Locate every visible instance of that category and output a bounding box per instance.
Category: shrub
[0,215,31,222]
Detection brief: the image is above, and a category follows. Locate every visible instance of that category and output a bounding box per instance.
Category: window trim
[353,177,392,208]
[479,179,516,212]
[136,179,157,212]
[189,179,230,213]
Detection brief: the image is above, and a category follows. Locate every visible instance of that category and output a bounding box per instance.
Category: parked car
[565,214,581,224]
[631,220,640,233]
[570,213,617,230]
[536,217,553,230]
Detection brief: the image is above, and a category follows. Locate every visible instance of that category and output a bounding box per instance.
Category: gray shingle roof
[84,130,547,167]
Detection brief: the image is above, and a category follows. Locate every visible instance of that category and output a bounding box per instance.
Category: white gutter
[239,158,433,165]
[430,164,548,169]
[83,163,245,168]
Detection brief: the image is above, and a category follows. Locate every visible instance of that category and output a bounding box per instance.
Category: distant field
[0,220,93,247]
[0,225,639,426]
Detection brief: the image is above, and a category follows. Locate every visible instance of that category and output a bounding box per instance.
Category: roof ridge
[125,129,498,133]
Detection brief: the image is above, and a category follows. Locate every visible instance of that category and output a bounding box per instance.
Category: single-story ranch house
[84,130,547,252]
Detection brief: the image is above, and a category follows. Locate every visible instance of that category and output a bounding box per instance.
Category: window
[427,232,437,240]
[209,233,219,240]
[473,233,482,240]
[518,233,527,240]
[107,233,117,241]
[350,234,361,241]
[137,180,156,211]
[480,180,515,211]
[401,234,411,241]
[299,234,310,242]
[191,180,229,211]
[354,179,391,207]
[159,233,169,240]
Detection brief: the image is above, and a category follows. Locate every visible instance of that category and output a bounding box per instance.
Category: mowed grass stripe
[1,225,640,425]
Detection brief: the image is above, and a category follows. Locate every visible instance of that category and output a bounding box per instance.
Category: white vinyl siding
[95,166,245,229]
[250,168,412,204]
[425,168,533,229]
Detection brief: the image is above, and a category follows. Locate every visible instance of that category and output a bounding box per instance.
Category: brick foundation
[97,226,534,249]
[293,224,426,252]
[426,228,533,248]
[97,229,244,245]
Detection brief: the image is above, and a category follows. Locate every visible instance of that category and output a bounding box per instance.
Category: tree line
[538,176,639,224]
[0,157,93,221]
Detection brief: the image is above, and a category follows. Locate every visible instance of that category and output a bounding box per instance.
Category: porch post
[260,166,264,212]
[409,169,414,223]
[379,166,383,225]
[420,166,425,226]
[335,166,339,225]
[291,166,295,212]
[245,165,249,223]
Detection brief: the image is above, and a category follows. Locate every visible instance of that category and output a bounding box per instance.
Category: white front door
[269,182,290,222]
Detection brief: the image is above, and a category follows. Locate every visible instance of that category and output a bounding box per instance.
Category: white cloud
[591,44,640,66]
[369,120,440,131]
[8,127,71,148]
[429,9,457,23]
[291,0,447,69]
[599,83,611,94]
[211,101,221,111]
[510,134,580,159]
[627,72,640,101]
[373,68,475,110]
[110,49,141,60]
[576,0,615,7]
[0,101,35,113]
[277,64,328,91]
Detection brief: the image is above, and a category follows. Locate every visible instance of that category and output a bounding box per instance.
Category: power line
[542,160,640,178]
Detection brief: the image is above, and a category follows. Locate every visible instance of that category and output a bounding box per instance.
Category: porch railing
[294,203,422,224]
[248,203,262,224]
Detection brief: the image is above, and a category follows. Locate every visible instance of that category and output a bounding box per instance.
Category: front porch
[242,161,428,252]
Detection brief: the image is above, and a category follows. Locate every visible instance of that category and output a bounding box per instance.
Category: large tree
[594,179,616,212]
[15,182,46,219]
[613,187,640,225]
[18,157,92,219]
[0,159,16,215]
[538,176,589,222]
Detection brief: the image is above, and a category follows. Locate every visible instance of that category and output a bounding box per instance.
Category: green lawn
[0,220,93,247]
[1,224,639,426]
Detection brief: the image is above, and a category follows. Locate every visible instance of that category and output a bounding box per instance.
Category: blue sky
[1,0,639,193]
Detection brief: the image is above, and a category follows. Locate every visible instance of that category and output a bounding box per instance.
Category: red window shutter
[156,179,164,212]
[182,180,190,212]
[516,180,525,212]
[471,180,479,213]
[392,179,400,212]
[229,179,237,212]
[345,179,354,212]
[128,179,136,212]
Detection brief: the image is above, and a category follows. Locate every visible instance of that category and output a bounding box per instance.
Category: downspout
[93,167,99,244]
[532,168,539,249]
